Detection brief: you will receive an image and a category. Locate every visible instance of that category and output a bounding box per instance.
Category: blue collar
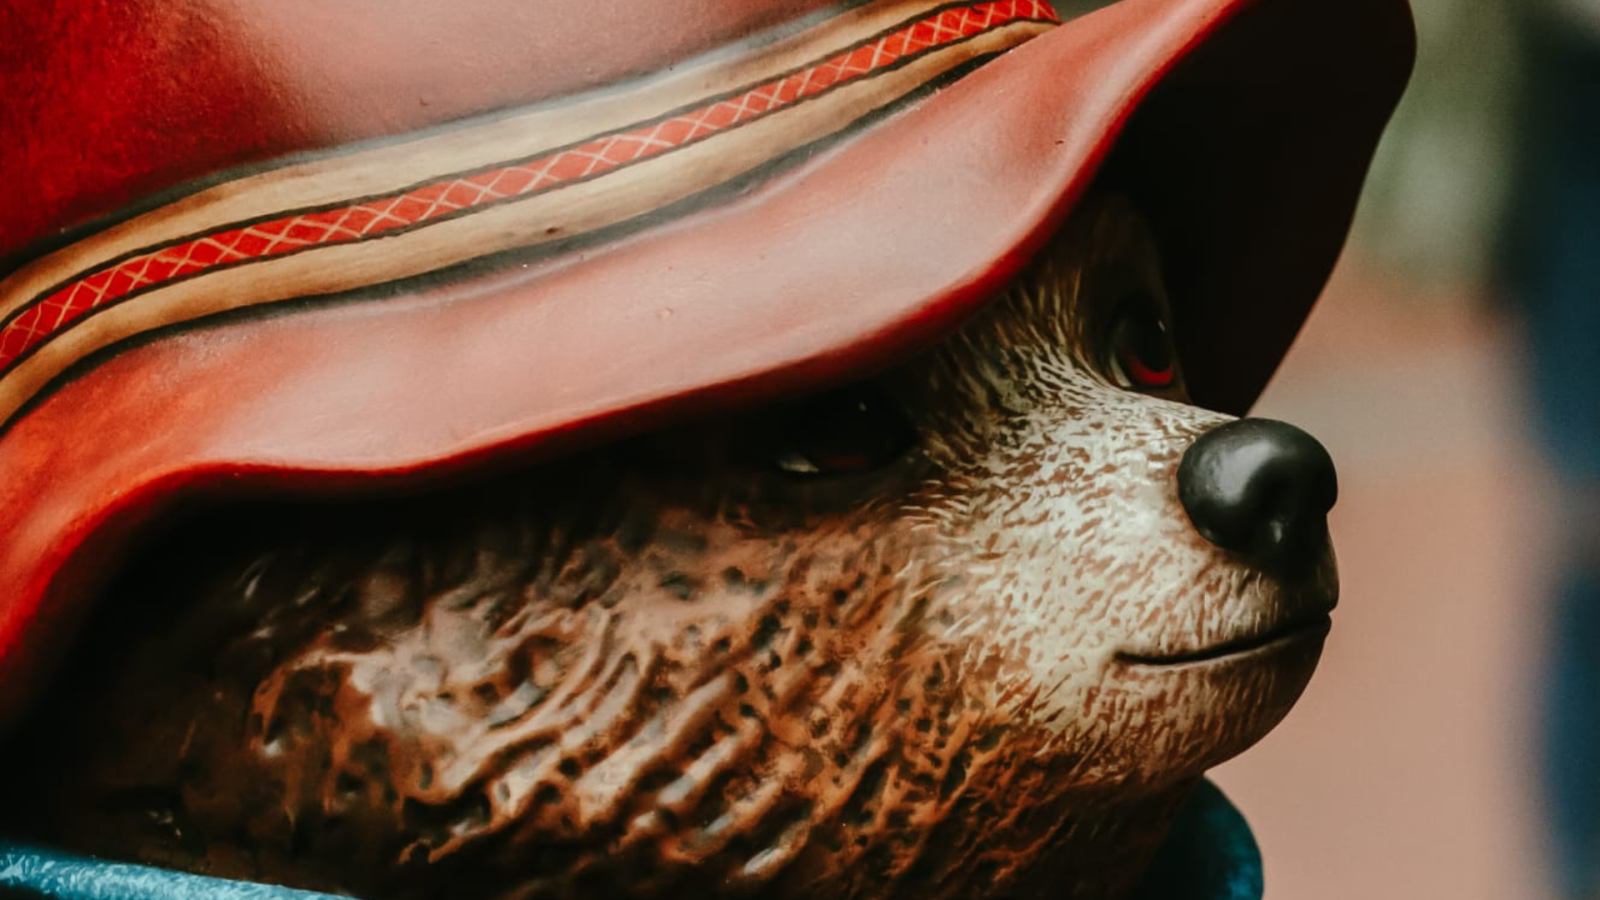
[1131,779,1264,900]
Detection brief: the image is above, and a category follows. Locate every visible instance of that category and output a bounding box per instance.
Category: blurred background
[1062,0,1600,897]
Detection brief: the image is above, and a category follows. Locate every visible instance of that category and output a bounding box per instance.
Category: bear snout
[1176,417,1338,578]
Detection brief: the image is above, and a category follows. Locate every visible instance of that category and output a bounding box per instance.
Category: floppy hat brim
[0,0,1412,727]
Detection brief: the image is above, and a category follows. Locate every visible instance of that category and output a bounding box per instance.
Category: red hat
[0,0,1412,727]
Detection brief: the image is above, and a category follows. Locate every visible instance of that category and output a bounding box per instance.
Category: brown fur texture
[0,195,1334,900]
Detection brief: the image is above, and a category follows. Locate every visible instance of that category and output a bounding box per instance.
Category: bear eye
[1104,291,1178,391]
[772,384,916,477]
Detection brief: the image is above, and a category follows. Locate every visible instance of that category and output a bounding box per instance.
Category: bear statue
[0,0,1413,898]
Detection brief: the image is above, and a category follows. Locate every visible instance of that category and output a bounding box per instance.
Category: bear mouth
[1113,613,1332,667]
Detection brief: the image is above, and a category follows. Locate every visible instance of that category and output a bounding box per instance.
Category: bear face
[1,194,1335,900]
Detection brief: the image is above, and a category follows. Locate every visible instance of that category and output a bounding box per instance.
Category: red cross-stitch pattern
[0,0,1056,376]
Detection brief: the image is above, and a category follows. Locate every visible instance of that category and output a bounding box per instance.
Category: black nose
[1178,418,1337,576]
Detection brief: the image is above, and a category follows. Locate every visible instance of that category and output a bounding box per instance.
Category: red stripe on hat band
[0,0,1056,389]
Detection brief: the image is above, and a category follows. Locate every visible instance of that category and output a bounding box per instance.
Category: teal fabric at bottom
[1131,779,1265,900]
[2,778,1261,900]
[0,845,342,900]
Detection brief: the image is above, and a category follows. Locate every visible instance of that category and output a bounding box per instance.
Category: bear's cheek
[920,506,1329,790]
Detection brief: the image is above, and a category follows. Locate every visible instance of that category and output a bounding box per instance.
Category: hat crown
[0,0,1061,437]
[2,0,861,260]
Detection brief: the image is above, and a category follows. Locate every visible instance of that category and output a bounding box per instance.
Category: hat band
[0,0,1057,434]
